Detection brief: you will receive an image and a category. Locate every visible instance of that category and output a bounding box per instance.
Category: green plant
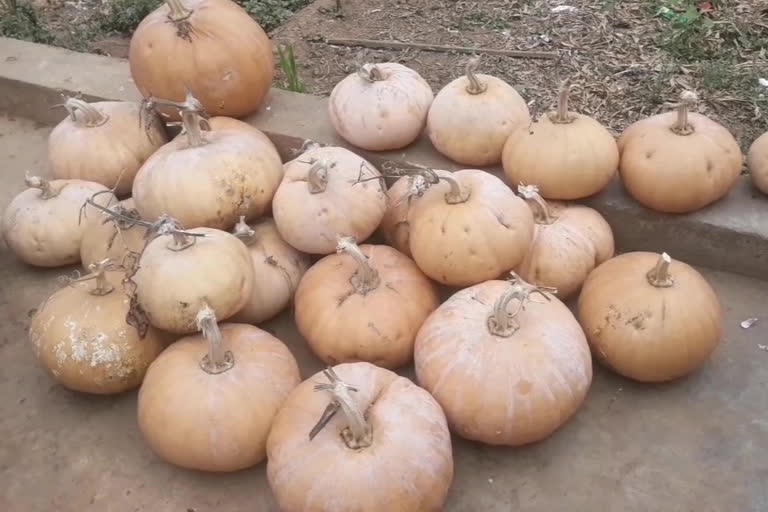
[0,0,54,44]
[241,0,311,32]
[99,0,163,34]
[277,44,306,93]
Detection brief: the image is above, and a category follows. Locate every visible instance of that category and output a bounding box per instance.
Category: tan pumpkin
[427,58,530,166]
[267,363,454,511]
[1,174,116,267]
[133,221,254,333]
[138,305,301,471]
[272,144,387,254]
[577,251,723,382]
[617,91,743,213]
[747,131,768,194]
[328,63,434,151]
[514,184,614,299]
[128,0,273,119]
[414,274,593,446]
[502,79,619,200]
[378,174,428,257]
[47,98,168,196]
[295,237,439,369]
[80,198,149,271]
[407,169,534,287]
[131,100,283,231]
[29,261,167,394]
[228,216,311,325]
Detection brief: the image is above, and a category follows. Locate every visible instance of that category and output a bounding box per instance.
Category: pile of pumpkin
[1,0,765,509]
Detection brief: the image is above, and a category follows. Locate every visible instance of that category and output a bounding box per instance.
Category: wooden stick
[325,38,558,59]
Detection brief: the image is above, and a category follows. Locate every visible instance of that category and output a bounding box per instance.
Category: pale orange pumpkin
[378,174,427,257]
[328,63,434,151]
[502,79,618,200]
[294,237,439,369]
[414,274,593,446]
[514,184,614,299]
[137,305,301,471]
[29,261,167,394]
[228,216,311,325]
[577,251,723,382]
[272,144,387,254]
[128,0,273,119]
[747,131,768,194]
[131,97,283,231]
[427,58,530,166]
[407,169,534,287]
[47,98,168,196]
[618,91,743,213]
[1,174,116,267]
[80,198,149,271]
[267,363,454,511]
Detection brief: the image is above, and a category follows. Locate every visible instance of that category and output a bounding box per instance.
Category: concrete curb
[2,37,767,278]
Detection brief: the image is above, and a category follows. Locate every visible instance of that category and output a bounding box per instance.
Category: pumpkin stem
[464,56,487,95]
[307,159,330,193]
[550,78,576,124]
[310,366,372,449]
[358,63,385,82]
[337,236,380,293]
[153,215,196,251]
[232,215,257,246]
[196,302,235,374]
[671,91,697,136]
[24,172,63,199]
[439,174,470,204]
[180,109,207,147]
[165,0,192,20]
[63,98,109,127]
[87,258,116,296]
[646,252,675,288]
[517,184,556,224]
[487,272,557,337]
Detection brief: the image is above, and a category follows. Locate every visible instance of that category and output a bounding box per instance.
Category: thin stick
[325,38,559,59]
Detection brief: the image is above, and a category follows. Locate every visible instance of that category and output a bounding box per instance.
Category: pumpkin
[427,57,530,166]
[617,91,743,213]
[414,274,593,446]
[407,169,534,287]
[514,184,614,299]
[132,220,254,333]
[80,198,149,271]
[747,131,768,194]
[228,216,311,325]
[378,174,429,257]
[1,174,116,267]
[266,363,454,511]
[577,251,722,382]
[28,260,167,394]
[272,144,387,254]
[137,304,300,471]
[294,237,439,369]
[131,96,283,231]
[47,98,168,196]
[502,79,618,200]
[128,0,273,119]
[328,63,434,151]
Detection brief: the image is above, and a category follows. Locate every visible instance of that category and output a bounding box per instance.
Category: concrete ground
[1,114,767,511]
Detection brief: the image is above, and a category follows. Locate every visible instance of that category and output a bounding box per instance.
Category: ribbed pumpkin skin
[414,280,592,446]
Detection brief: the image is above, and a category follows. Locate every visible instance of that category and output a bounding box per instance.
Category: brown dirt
[271,0,767,152]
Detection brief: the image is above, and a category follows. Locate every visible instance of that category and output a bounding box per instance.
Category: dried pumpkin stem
[307,159,330,193]
[196,303,235,374]
[464,56,487,95]
[180,109,206,147]
[337,236,380,293]
[517,184,555,224]
[232,215,256,246]
[153,216,196,251]
[358,63,385,82]
[440,174,470,204]
[24,172,61,199]
[311,367,372,449]
[64,98,109,127]
[165,0,192,20]
[87,258,115,296]
[488,272,557,337]
[671,91,697,136]
[551,78,576,124]
[646,252,674,288]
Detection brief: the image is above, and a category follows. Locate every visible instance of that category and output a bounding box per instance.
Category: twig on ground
[324,38,559,59]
